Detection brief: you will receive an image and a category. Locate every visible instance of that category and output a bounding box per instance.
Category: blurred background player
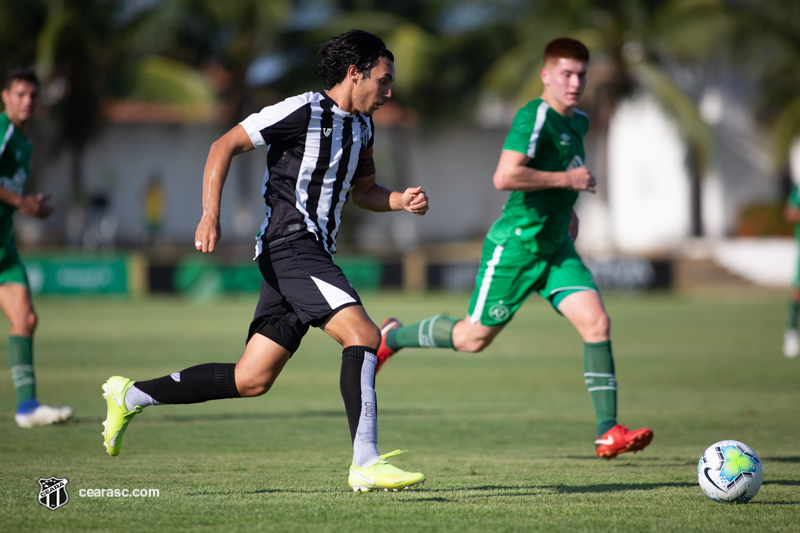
[0,68,72,427]
[102,30,428,492]
[377,37,652,460]
[782,183,800,357]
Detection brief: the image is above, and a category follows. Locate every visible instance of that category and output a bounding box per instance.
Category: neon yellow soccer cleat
[348,450,425,492]
[102,376,142,456]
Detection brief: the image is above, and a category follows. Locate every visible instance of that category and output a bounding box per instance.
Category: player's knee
[236,375,273,397]
[454,336,492,353]
[580,312,610,340]
[11,310,37,336]
[361,324,381,351]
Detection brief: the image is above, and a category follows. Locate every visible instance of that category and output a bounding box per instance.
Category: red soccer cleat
[375,318,402,372]
[595,424,653,460]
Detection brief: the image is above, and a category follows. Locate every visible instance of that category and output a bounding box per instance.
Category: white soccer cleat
[783,329,799,358]
[15,404,74,428]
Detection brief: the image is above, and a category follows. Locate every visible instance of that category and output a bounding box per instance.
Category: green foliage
[0,292,798,531]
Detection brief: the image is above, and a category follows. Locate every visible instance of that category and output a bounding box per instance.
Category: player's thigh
[0,252,35,327]
[323,304,380,349]
[467,235,545,327]
[557,290,609,340]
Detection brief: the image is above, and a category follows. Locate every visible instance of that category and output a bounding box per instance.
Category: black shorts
[247,233,361,353]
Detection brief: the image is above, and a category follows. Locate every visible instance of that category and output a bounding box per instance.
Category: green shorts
[795,251,800,287]
[0,241,30,288]
[467,234,597,327]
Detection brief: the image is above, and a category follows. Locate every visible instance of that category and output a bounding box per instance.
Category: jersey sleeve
[788,186,800,209]
[502,100,548,159]
[240,93,312,149]
[0,113,13,160]
[362,115,374,151]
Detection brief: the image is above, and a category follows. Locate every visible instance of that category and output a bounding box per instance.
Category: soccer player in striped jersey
[0,68,73,428]
[102,30,428,492]
[377,37,653,460]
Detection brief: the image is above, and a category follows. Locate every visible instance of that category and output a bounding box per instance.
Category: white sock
[125,385,160,410]
[352,351,380,468]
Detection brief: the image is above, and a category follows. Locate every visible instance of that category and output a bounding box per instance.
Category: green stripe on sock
[8,335,35,406]
[788,301,799,330]
[583,340,617,436]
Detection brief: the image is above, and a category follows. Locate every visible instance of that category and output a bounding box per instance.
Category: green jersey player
[377,37,652,459]
[1,68,72,427]
[782,184,800,357]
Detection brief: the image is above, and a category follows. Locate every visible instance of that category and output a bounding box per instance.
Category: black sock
[135,363,240,404]
[340,346,380,466]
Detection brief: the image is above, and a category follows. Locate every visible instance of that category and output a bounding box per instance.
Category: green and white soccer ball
[697,440,763,503]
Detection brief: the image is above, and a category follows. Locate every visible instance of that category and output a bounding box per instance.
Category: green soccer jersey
[0,111,32,244]
[788,185,800,242]
[487,98,590,256]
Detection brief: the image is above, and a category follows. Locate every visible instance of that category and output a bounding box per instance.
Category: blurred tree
[0,1,47,75]
[659,0,800,177]
[34,0,124,205]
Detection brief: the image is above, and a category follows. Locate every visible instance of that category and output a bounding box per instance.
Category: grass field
[1,290,798,532]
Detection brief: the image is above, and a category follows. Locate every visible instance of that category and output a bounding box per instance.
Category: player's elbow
[493,170,512,191]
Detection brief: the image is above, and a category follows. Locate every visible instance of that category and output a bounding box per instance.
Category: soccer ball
[697,440,763,503]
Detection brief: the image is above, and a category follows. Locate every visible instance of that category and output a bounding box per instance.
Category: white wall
[606,95,692,255]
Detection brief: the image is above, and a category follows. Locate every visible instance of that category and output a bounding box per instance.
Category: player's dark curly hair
[3,68,38,90]
[318,30,394,90]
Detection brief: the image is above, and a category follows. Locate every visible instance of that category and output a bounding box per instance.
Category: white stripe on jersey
[328,118,369,248]
[294,101,323,238]
[526,101,550,159]
[0,122,15,159]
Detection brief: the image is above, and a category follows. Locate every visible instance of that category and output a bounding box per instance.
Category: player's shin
[133,363,240,406]
[583,341,617,436]
[340,346,380,467]
[389,315,457,350]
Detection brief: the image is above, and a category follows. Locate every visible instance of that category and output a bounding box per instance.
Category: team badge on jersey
[359,123,370,147]
[38,476,70,510]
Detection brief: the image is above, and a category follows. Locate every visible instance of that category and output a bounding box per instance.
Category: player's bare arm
[493,149,596,193]
[0,187,53,218]
[784,206,800,225]
[195,124,254,253]
[569,209,579,241]
[350,147,428,215]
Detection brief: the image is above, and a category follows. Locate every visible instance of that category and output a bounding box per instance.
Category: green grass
[1,291,798,532]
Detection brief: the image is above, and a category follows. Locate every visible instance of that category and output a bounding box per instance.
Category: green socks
[386,315,458,350]
[788,301,799,330]
[8,335,36,408]
[583,340,617,436]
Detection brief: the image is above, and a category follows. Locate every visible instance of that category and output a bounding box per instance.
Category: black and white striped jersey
[240,90,374,256]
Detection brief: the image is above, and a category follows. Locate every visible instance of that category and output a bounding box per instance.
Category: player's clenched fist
[402,186,429,215]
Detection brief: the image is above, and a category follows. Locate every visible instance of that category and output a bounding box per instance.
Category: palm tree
[658,0,800,180]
